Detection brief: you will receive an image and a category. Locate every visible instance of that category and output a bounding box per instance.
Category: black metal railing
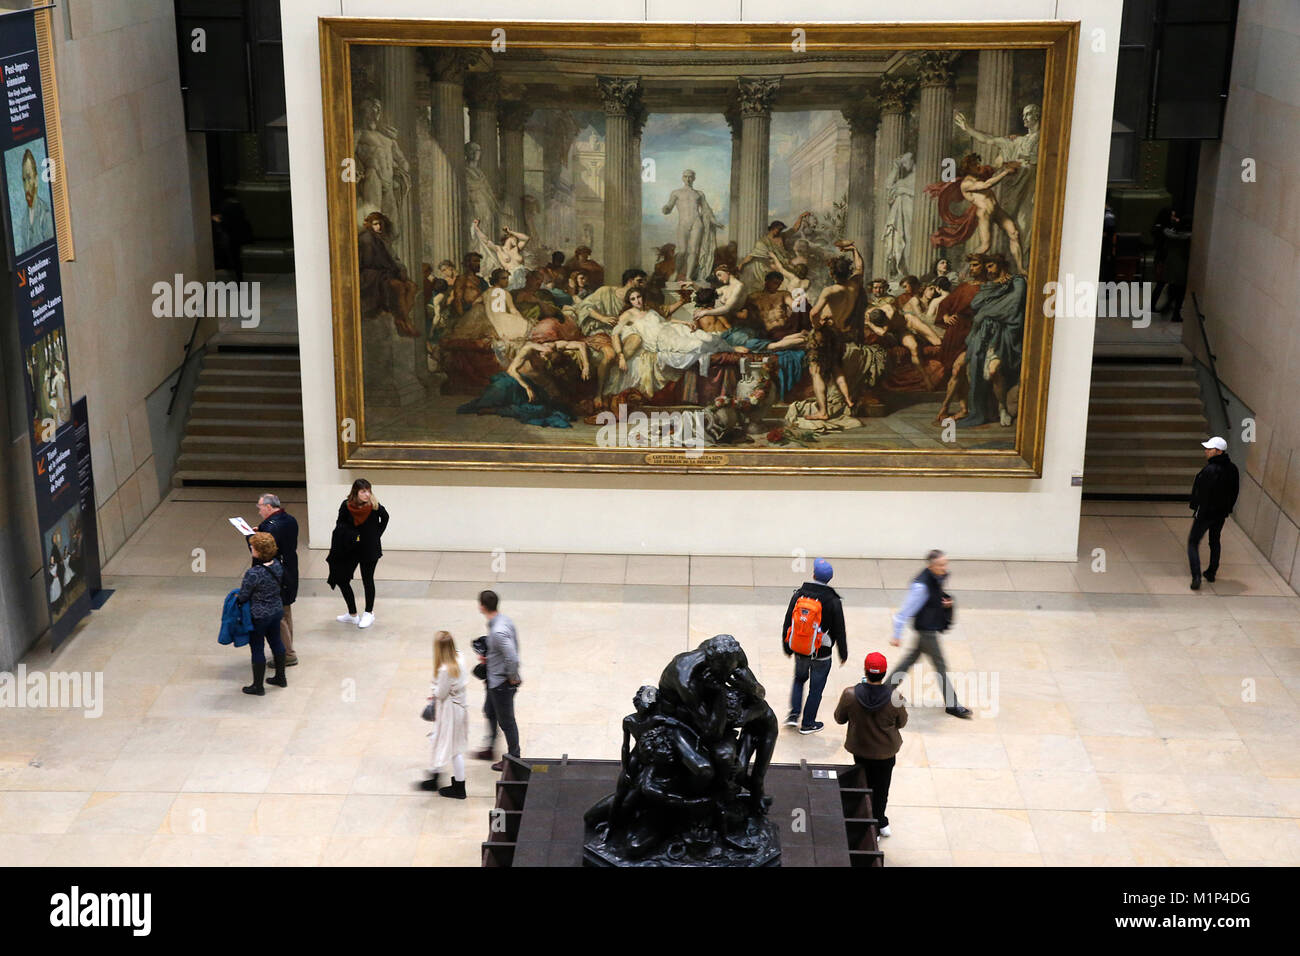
[1189,292,1230,423]
[165,313,207,416]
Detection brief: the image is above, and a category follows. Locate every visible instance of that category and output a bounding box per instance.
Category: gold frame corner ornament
[319,18,1079,477]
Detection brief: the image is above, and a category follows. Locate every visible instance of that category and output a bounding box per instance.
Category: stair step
[181,435,305,452]
[1084,469,1202,483]
[1083,485,1192,497]
[204,351,297,366]
[177,457,306,474]
[193,383,303,399]
[1087,411,1207,421]
[189,392,303,407]
[1087,419,1208,433]
[1087,435,1206,449]
[1088,397,1206,411]
[1083,447,1206,458]
[1089,382,1200,398]
[189,404,303,424]
[1090,364,1196,381]
[197,368,302,387]
[174,470,306,484]
[185,419,304,436]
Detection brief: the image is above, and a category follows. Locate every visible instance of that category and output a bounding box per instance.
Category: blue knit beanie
[813,558,833,583]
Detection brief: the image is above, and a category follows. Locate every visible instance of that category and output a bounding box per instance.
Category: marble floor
[2,489,1298,866]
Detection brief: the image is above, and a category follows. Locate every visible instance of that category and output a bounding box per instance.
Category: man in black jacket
[253,494,299,665]
[1188,437,1239,590]
[781,558,848,735]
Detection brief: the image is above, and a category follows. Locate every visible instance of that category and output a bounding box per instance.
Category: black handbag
[421,698,436,721]
[471,636,488,680]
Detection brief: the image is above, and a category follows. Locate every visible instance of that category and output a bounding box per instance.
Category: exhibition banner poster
[1,8,89,647]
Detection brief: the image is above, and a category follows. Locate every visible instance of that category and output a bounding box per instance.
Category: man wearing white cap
[1187,436,1239,590]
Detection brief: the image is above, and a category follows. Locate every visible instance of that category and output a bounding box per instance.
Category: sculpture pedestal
[481,756,884,868]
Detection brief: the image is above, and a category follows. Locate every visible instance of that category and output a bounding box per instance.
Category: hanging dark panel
[1151,0,1238,140]
[175,1,253,132]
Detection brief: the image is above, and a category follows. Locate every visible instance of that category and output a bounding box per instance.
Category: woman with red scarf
[327,478,389,629]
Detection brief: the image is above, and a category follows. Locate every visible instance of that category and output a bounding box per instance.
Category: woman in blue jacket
[238,532,286,696]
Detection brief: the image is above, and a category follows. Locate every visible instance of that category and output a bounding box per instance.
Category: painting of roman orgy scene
[346,40,1048,461]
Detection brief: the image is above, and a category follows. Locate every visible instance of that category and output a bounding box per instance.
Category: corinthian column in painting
[973,50,1015,141]
[541,109,580,250]
[465,73,501,236]
[842,95,879,278]
[596,76,640,282]
[498,102,530,231]
[911,52,956,282]
[724,103,742,246]
[873,76,911,280]
[734,76,780,261]
[628,98,648,272]
[426,49,474,270]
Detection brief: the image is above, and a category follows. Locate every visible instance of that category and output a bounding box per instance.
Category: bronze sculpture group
[584,635,781,865]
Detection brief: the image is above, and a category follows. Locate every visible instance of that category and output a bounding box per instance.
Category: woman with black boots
[326,478,389,629]
[421,631,468,799]
[238,532,287,696]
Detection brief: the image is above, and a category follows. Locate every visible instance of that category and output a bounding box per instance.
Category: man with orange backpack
[781,558,848,734]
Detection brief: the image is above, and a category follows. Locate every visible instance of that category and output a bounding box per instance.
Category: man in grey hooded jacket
[834,651,907,837]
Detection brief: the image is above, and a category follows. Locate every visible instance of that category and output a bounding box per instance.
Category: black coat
[1190,453,1239,521]
[326,501,389,584]
[255,509,299,605]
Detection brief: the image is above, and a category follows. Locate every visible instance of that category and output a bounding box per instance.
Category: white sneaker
[878,825,892,838]
[337,613,359,624]
[358,612,374,629]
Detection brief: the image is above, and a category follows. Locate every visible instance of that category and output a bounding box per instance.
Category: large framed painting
[320,19,1078,475]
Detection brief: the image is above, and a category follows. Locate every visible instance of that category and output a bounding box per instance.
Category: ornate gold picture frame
[320,18,1078,476]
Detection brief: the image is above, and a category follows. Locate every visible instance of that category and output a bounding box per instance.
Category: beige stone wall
[50,0,212,565]
[1185,0,1300,589]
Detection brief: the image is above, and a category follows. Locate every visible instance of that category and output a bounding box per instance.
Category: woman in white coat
[421,631,469,799]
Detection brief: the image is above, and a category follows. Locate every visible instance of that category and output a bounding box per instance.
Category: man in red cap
[834,652,907,838]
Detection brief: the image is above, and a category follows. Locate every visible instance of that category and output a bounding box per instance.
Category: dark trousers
[249,612,285,664]
[1188,513,1226,579]
[1154,281,1186,319]
[484,684,520,757]
[888,629,960,707]
[338,557,379,614]
[789,655,832,728]
[855,755,896,829]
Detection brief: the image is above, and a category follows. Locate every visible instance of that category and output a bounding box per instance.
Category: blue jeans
[789,655,832,728]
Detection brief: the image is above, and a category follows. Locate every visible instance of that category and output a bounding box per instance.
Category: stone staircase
[173,346,306,485]
[1084,356,1211,497]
